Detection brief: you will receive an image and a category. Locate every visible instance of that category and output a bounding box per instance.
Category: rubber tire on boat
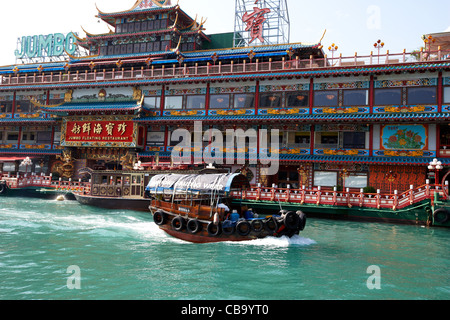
[265,217,278,233]
[0,184,6,195]
[172,216,186,232]
[236,221,251,237]
[433,208,450,224]
[297,211,307,231]
[153,211,167,226]
[222,221,235,235]
[283,211,300,230]
[251,220,265,233]
[207,222,222,237]
[187,219,202,234]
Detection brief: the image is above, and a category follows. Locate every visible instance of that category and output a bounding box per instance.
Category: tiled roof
[0,118,58,124]
[0,148,62,155]
[136,112,450,123]
[39,101,141,115]
[137,151,450,166]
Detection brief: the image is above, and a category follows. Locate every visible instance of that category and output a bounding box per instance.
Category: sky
[0,0,449,66]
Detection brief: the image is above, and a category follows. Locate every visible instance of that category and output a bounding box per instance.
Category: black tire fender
[153,211,167,226]
[187,219,202,234]
[171,216,186,231]
[236,221,251,237]
[207,222,222,237]
[434,208,449,224]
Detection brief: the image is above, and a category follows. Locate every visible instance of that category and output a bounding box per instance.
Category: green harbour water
[0,196,449,300]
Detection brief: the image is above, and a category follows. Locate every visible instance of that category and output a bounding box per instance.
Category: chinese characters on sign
[242,3,271,44]
[66,120,134,144]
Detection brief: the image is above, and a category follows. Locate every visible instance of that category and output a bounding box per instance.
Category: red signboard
[65,120,135,143]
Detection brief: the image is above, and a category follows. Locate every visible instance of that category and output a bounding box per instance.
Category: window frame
[343,89,369,106]
[374,88,402,106]
[313,90,339,107]
[406,86,437,105]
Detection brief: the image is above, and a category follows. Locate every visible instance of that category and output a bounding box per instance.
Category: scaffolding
[234,0,290,48]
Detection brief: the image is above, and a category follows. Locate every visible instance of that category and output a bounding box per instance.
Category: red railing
[1,173,89,194]
[1,48,449,86]
[231,183,449,211]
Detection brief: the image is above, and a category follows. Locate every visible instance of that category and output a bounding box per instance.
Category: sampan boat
[145,173,306,243]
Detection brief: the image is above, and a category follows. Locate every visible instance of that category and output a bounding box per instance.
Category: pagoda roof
[95,1,191,27]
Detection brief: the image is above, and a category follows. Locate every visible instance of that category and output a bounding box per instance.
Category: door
[130,174,144,198]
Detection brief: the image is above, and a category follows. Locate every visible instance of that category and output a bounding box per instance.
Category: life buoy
[171,216,186,231]
[236,221,251,237]
[433,208,450,224]
[207,222,222,237]
[187,219,202,234]
[251,219,264,233]
[153,211,167,226]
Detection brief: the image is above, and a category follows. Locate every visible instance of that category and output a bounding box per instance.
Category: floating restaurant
[1,0,450,201]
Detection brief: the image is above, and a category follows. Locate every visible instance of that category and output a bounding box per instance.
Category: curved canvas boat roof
[145,173,250,196]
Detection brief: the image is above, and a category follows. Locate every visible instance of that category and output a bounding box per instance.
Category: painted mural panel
[380,124,428,150]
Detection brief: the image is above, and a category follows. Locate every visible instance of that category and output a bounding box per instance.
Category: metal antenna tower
[234,0,290,47]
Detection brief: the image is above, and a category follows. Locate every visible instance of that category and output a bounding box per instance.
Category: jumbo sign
[14,33,77,59]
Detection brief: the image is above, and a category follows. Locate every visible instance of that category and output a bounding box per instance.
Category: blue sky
[0,0,448,66]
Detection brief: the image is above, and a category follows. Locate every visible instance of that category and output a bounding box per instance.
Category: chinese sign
[381,125,428,150]
[63,120,135,146]
[242,4,271,44]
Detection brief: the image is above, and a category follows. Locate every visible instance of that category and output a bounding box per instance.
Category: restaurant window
[210,94,230,109]
[186,95,206,109]
[314,91,338,107]
[144,97,161,109]
[37,132,52,145]
[345,174,368,189]
[165,96,183,109]
[444,87,450,104]
[6,133,19,143]
[2,163,16,172]
[407,87,437,105]
[146,132,165,146]
[293,133,310,147]
[234,94,255,109]
[316,132,339,148]
[22,132,36,143]
[15,100,33,113]
[0,101,13,113]
[259,93,282,108]
[343,132,366,149]
[374,88,402,105]
[314,171,337,187]
[343,90,368,106]
[286,91,309,107]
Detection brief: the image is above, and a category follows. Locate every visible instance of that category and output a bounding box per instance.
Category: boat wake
[226,235,317,248]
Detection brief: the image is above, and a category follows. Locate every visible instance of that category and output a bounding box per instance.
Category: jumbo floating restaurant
[0,0,450,226]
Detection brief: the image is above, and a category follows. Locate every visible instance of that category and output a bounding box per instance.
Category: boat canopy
[145,173,250,196]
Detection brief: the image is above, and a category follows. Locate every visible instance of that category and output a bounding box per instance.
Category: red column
[309,78,314,114]
[369,75,375,113]
[255,80,260,114]
[205,82,210,115]
[438,71,443,113]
